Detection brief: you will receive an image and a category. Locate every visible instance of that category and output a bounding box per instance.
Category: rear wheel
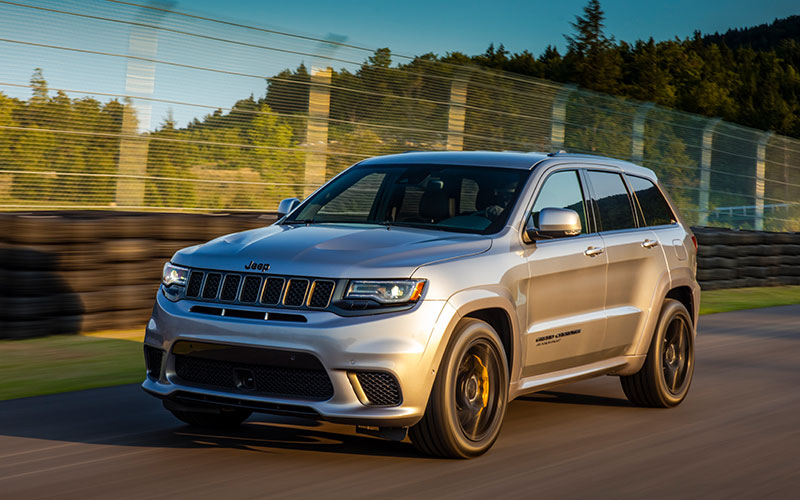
[621,299,694,408]
[168,406,252,429]
[409,319,508,458]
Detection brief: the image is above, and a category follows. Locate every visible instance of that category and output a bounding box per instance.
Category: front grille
[202,273,222,299]
[308,280,335,308]
[183,268,336,311]
[174,354,334,401]
[283,279,309,306]
[220,274,241,301]
[186,271,204,297]
[239,276,262,303]
[143,345,164,379]
[357,372,402,406]
[261,277,285,305]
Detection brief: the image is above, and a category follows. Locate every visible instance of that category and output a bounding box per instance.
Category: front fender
[418,287,522,399]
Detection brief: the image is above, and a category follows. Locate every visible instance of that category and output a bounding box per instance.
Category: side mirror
[525,207,582,242]
[277,197,300,218]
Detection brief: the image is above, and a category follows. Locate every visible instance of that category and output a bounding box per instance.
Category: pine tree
[563,0,621,94]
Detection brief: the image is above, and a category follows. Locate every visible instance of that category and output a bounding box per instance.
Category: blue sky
[189,0,800,58]
[0,0,797,129]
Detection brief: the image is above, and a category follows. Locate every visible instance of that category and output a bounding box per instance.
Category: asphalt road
[1,305,798,499]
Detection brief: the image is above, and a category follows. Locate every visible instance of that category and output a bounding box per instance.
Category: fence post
[698,118,721,226]
[303,66,332,198]
[115,8,161,208]
[755,131,773,231]
[116,104,149,207]
[550,84,576,151]
[446,78,468,151]
[631,102,654,164]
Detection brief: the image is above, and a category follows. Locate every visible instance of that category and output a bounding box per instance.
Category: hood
[172,223,492,278]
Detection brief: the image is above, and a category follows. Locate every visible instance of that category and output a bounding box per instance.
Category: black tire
[621,299,694,408]
[168,407,252,429]
[409,319,509,459]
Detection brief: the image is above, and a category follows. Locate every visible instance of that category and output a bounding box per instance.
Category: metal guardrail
[0,0,798,231]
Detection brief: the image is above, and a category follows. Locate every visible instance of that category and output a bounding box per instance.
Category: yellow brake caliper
[472,354,490,408]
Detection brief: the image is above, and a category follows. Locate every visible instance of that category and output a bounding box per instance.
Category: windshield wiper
[283,218,370,225]
[282,218,315,225]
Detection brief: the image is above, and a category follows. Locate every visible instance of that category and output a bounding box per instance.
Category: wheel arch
[437,287,521,384]
[633,277,700,357]
[666,286,695,325]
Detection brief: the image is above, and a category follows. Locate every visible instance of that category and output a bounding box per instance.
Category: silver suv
[143,151,699,458]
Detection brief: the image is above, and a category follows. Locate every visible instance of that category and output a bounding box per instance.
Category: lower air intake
[174,353,334,401]
[143,345,164,380]
[356,372,402,406]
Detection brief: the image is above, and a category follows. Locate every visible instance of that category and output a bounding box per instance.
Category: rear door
[584,169,670,355]
[524,168,608,378]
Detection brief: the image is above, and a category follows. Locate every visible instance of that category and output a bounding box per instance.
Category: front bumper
[142,289,452,427]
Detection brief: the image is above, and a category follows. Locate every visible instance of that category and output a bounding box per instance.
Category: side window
[586,171,636,232]
[626,175,676,226]
[531,170,588,234]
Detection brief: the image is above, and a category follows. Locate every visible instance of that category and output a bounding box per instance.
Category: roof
[357,150,658,180]
[359,151,548,169]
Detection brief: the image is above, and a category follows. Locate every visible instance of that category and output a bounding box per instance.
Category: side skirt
[509,355,641,399]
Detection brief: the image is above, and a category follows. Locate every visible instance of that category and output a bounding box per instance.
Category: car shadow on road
[0,384,631,460]
[0,385,426,459]
[128,418,425,459]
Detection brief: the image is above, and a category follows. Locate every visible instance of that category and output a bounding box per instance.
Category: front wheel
[409,319,509,458]
[621,299,695,408]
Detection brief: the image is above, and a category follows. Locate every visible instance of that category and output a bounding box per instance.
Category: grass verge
[2,285,799,401]
[699,285,800,315]
[0,334,144,401]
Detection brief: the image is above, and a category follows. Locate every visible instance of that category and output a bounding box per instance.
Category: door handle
[584,246,604,257]
[642,239,659,249]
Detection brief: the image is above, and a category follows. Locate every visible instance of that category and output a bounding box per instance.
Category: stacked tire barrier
[0,212,277,339]
[693,227,800,290]
[0,214,798,339]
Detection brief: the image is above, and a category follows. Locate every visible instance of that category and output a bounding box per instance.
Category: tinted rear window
[586,171,636,232]
[627,175,676,227]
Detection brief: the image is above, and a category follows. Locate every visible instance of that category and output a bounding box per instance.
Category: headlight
[162,262,189,287]
[345,279,426,304]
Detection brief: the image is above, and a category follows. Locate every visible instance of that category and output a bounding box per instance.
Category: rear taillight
[691,235,698,252]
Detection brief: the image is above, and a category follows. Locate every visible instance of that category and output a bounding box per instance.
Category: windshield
[284,164,531,234]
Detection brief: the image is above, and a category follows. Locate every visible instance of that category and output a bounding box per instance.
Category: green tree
[564,0,622,94]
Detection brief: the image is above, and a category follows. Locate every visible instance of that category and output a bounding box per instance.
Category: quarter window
[531,170,588,234]
[586,171,636,232]
[626,175,676,227]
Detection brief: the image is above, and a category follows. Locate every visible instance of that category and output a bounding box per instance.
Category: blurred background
[0,0,798,227]
[1,0,799,341]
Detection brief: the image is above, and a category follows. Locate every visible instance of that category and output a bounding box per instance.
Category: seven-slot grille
[184,270,335,310]
[283,279,309,307]
[240,276,262,303]
[261,277,285,305]
[220,275,241,301]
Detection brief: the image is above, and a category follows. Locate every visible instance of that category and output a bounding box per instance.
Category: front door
[524,169,608,378]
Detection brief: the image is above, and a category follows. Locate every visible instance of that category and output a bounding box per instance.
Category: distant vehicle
[142,151,699,458]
